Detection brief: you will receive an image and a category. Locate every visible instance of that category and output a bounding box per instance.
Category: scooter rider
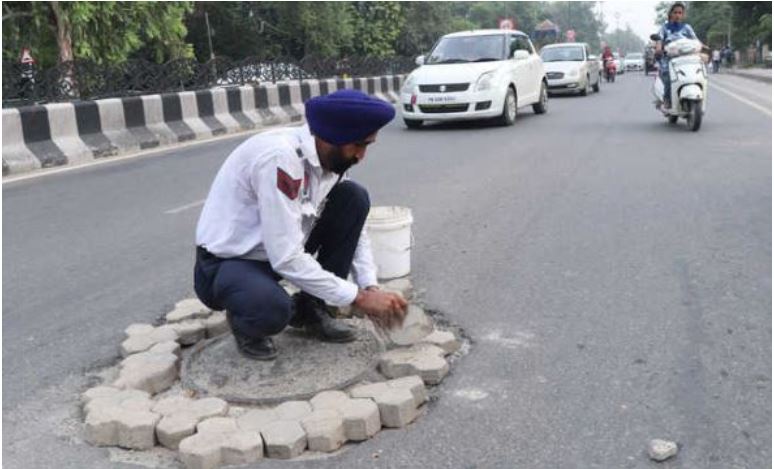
[654,2,699,109]
[601,46,615,78]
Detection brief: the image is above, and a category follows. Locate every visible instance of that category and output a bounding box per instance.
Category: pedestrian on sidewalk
[712,48,721,73]
[194,89,408,360]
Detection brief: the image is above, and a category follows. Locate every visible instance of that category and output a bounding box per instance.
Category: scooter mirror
[650,34,661,41]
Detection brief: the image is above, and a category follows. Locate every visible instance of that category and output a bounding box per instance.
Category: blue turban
[305,90,395,145]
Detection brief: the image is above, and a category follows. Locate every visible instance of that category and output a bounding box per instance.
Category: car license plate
[428,96,456,103]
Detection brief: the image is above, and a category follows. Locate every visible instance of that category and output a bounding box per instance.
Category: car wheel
[404,119,423,129]
[592,74,600,93]
[497,87,517,126]
[532,82,548,114]
[580,76,590,96]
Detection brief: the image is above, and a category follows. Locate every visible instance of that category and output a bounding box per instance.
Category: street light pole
[205,11,215,61]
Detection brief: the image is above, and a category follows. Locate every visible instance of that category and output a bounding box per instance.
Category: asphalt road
[3,71,771,468]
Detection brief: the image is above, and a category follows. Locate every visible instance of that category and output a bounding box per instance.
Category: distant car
[540,42,601,96]
[400,29,547,128]
[613,52,624,74]
[624,52,645,71]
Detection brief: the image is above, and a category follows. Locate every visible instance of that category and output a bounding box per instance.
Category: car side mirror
[513,50,530,60]
[415,55,425,66]
[650,34,661,41]
[588,54,598,61]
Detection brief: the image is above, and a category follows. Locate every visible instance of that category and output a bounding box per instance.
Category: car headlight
[568,68,579,77]
[475,72,495,92]
[401,75,417,94]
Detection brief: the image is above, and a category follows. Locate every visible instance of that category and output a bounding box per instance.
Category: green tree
[351,2,404,58]
[602,26,645,55]
[545,1,604,48]
[2,1,192,67]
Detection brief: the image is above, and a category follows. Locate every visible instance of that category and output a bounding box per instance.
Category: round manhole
[181,326,384,405]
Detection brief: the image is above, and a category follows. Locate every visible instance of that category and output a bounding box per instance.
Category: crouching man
[194,90,407,360]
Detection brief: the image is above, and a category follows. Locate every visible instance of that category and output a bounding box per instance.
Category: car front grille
[418,83,469,93]
[418,104,469,113]
[546,72,564,79]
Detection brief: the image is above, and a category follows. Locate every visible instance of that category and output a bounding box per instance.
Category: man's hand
[353,288,407,330]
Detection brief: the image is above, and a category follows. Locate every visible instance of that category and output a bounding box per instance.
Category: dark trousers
[194,180,370,338]
[660,60,671,104]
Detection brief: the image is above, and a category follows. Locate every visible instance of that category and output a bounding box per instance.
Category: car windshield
[540,47,585,62]
[625,53,643,59]
[426,35,506,64]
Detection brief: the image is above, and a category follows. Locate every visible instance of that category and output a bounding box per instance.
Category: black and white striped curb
[2,76,404,176]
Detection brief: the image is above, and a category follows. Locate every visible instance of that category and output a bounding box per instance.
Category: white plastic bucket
[366,206,413,280]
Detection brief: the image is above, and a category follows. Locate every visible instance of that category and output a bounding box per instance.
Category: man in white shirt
[194,90,407,360]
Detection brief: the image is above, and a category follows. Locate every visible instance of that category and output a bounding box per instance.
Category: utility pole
[205,11,215,61]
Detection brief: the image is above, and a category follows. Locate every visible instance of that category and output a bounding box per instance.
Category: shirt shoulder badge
[277,168,302,200]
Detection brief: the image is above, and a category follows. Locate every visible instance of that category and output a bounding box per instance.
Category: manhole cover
[182,326,383,405]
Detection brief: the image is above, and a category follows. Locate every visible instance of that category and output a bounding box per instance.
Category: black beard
[328,150,356,175]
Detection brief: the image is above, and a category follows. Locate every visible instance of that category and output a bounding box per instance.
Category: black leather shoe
[227,312,278,360]
[292,293,357,343]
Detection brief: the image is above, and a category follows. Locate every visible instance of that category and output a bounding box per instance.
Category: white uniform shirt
[195,124,378,307]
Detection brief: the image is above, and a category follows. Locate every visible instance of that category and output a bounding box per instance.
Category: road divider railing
[2,75,404,177]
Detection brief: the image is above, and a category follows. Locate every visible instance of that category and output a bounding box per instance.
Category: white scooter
[650,37,708,131]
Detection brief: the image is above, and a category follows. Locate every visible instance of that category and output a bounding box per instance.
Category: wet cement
[181,325,384,405]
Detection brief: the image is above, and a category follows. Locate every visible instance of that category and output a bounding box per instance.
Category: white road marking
[453,388,490,401]
[164,199,206,214]
[709,81,772,117]
[711,77,772,103]
[482,329,535,349]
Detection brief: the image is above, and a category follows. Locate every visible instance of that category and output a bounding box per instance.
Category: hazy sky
[599,1,662,41]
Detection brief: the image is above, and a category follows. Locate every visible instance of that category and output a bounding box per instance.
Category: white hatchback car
[540,42,601,96]
[400,29,547,128]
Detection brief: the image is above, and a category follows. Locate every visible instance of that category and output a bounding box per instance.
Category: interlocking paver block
[170,319,207,345]
[348,376,427,428]
[236,408,280,432]
[310,390,381,441]
[386,375,428,407]
[373,388,417,428]
[339,398,381,440]
[274,401,313,422]
[300,409,345,452]
[381,277,413,299]
[387,305,433,346]
[420,329,461,355]
[166,298,212,323]
[82,387,159,450]
[310,390,350,411]
[152,396,229,449]
[121,323,179,356]
[261,420,307,459]
[113,342,179,394]
[179,417,262,469]
[379,343,449,384]
[203,312,230,338]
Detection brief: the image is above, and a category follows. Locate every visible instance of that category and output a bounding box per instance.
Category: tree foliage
[654,1,771,48]
[3,2,192,67]
[602,26,646,55]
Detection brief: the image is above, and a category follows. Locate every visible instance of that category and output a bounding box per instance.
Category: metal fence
[2,55,416,108]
